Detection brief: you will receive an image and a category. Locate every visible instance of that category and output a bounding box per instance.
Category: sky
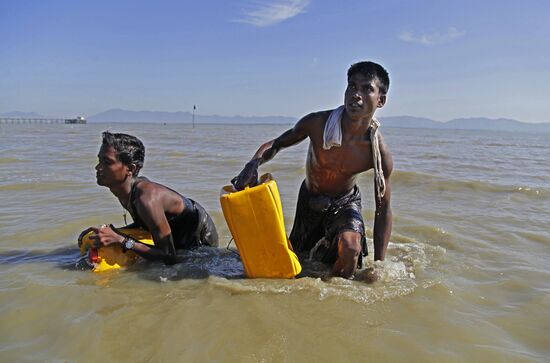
[1,0,549,122]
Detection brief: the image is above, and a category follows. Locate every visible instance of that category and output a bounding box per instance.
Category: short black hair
[101,131,145,175]
[347,61,390,95]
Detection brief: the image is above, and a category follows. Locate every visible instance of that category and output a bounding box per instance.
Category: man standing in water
[78,132,218,264]
[232,61,393,278]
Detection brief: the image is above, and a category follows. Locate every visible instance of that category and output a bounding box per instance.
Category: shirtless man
[78,132,218,264]
[232,61,393,278]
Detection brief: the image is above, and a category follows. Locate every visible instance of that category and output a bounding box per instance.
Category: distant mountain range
[2,109,550,132]
[379,116,550,132]
[88,109,296,125]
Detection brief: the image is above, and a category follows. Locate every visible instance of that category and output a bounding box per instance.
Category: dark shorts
[289,181,367,267]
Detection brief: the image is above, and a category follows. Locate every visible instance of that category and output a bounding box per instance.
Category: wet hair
[101,131,145,175]
[347,61,390,95]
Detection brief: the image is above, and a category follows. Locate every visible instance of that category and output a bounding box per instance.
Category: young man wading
[232,61,393,278]
[78,132,218,264]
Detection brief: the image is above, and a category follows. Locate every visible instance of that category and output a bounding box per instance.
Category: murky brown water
[1,123,548,362]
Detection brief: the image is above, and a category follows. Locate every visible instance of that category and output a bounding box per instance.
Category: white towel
[369,118,386,201]
[322,106,386,200]
[322,106,345,150]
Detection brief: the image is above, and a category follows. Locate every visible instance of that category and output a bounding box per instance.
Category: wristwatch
[122,237,136,252]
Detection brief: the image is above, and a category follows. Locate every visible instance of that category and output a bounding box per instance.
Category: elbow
[164,257,178,265]
[156,241,178,265]
[163,251,178,265]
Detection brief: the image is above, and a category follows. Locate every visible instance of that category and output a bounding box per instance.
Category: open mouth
[348,102,363,110]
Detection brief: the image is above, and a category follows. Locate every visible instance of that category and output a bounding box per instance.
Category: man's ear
[128,163,137,176]
[377,94,387,108]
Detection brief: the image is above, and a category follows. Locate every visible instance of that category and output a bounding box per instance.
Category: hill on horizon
[2,109,549,132]
[380,116,550,132]
[87,108,550,132]
[88,108,296,124]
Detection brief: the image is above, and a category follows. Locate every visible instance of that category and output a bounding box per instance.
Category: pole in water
[192,105,196,128]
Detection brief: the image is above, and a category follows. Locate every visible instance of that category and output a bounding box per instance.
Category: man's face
[344,73,386,120]
[95,144,129,187]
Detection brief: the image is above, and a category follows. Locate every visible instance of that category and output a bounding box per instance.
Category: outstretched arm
[232,116,311,190]
[253,126,307,164]
[373,133,393,261]
[89,186,178,264]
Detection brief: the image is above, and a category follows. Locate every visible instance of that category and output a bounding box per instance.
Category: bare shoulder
[295,109,332,133]
[134,179,164,204]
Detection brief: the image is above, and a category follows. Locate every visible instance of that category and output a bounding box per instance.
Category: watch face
[125,238,135,250]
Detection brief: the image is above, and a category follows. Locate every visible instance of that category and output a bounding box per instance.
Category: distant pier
[0,116,86,124]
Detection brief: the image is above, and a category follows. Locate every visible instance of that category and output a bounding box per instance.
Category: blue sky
[1,0,549,122]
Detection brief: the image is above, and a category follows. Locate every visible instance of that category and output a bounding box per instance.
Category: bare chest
[308,136,374,176]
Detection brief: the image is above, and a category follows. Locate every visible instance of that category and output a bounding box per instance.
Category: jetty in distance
[0,116,86,124]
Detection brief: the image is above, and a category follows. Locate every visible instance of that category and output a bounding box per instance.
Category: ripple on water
[194,240,448,306]
[393,170,549,197]
[0,157,25,164]
[13,236,448,307]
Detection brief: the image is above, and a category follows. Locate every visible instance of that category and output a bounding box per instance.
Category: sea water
[0,123,548,362]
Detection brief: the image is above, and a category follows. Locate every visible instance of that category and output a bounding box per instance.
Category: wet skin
[233,73,393,277]
[78,144,189,264]
[307,73,389,195]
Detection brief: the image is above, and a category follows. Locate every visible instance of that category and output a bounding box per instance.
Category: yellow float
[220,173,302,278]
[79,228,154,272]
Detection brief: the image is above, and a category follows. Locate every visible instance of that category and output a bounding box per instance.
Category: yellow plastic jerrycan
[220,173,302,278]
[79,228,154,272]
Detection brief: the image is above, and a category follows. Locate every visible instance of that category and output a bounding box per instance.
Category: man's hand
[231,160,260,191]
[88,225,125,248]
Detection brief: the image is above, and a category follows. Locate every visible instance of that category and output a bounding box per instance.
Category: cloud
[399,27,466,46]
[234,0,310,27]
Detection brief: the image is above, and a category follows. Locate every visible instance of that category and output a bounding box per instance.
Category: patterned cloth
[289,181,367,268]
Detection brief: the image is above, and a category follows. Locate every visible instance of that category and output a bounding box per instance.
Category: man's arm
[373,133,393,261]
[129,187,178,264]
[89,185,178,264]
[232,114,312,190]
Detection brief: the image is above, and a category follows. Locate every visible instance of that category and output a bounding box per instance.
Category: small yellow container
[220,173,302,278]
[79,228,154,272]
